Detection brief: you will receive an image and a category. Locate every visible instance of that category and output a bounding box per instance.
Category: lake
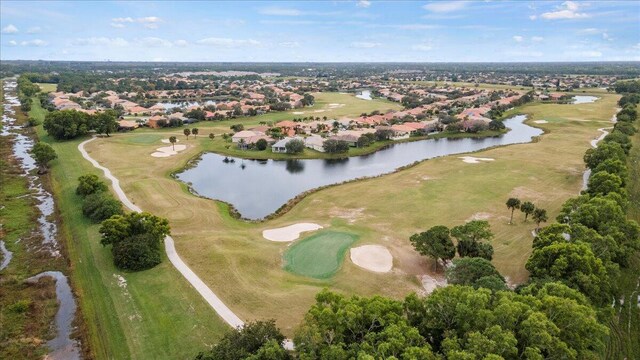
[177,115,543,220]
[356,90,372,100]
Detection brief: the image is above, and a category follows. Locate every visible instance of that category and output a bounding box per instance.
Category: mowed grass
[283,231,358,279]
[85,92,620,335]
[29,99,228,359]
[35,83,57,93]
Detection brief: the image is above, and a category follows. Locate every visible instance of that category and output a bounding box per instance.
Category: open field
[35,83,57,93]
[28,98,228,359]
[83,91,620,334]
[283,231,358,279]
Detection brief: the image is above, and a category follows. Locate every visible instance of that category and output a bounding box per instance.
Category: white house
[272,137,303,153]
[304,135,325,152]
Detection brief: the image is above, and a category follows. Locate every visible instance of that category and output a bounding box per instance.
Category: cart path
[78,137,244,328]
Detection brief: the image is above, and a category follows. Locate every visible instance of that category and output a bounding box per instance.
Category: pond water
[573,96,598,104]
[178,115,543,220]
[355,90,372,100]
[27,271,81,360]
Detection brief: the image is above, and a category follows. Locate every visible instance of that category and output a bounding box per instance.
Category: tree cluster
[76,174,123,223]
[43,109,119,140]
[99,212,170,271]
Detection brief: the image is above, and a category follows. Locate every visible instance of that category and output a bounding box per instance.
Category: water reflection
[178,115,542,220]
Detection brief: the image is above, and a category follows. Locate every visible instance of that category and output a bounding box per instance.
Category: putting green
[283,231,358,279]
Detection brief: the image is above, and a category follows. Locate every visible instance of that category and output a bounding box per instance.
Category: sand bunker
[292,111,304,115]
[459,156,495,164]
[161,138,180,144]
[327,103,345,109]
[151,144,187,158]
[350,245,393,273]
[262,223,323,242]
[533,120,548,124]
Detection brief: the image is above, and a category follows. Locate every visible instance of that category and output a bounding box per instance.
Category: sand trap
[533,120,548,124]
[151,144,187,158]
[292,111,304,115]
[262,223,323,242]
[313,109,326,113]
[161,138,180,144]
[459,156,495,164]
[327,103,345,109]
[350,245,393,273]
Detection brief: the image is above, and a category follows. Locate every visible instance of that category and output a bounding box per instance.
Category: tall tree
[506,197,521,224]
[192,127,199,138]
[520,201,535,222]
[169,136,177,151]
[410,225,456,271]
[450,220,494,260]
[532,208,548,230]
[184,128,191,139]
[31,142,57,174]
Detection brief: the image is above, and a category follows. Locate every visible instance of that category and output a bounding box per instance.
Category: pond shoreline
[176,115,544,221]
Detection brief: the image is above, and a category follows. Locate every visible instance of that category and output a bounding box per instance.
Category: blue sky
[1,1,639,62]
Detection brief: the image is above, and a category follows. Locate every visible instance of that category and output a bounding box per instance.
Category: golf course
[26,86,621,352]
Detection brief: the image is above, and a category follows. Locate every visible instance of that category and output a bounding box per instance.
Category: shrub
[285,139,304,154]
[111,233,162,271]
[76,174,107,197]
[8,299,32,313]
[255,138,268,151]
[82,192,123,222]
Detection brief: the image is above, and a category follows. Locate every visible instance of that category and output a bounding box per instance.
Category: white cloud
[423,1,468,13]
[260,7,302,16]
[540,1,589,20]
[27,26,41,34]
[350,41,381,48]
[196,37,260,47]
[394,24,440,30]
[1,24,18,34]
[529,15,537,20]
[112,17,134,23]
[137,37,173,47]
[602,32,612,41]
[579,28,600,34]
[279,41,300,48]
[8,40,18,46]
[356,0,371,8]
[513,35,523,42]
[506,50,544,58]
[411,43,433,51]
[174,39,189,47]
[111,16,162,28]
[21,39,47,47]
[72,37,129,47]
[633,43,640,50]
[531,36,544,42]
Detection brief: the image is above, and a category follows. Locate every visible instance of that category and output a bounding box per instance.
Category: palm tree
[532,208,548,232]
[520,201,535,222]
[209,133,215,140]
[506,197,521,225]
[183,128,191,140]
[169,136,177,150]
[192,128,199,138]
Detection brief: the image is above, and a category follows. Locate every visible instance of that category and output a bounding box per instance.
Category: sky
[1,0,639,62]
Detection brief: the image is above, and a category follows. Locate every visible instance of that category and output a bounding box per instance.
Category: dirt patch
[510,186,546,203]
[466,212,493,221]
[262,223,323,242]
[329,207,366,224]
[533,120,548,124]
[459,156,495,164]
[420,274,448,294]
[350,245,393,273]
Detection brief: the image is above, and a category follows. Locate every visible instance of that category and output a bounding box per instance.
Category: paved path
[78,137,244,328]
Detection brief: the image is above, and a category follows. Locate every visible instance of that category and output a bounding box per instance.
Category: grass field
[27,95,229,359]
[82,89,619,335]
[35,83,57,93]
[283,231,358,279]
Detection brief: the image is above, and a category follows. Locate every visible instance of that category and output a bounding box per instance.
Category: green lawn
[29,97,229,359]
[35,83,57,93]
[284,231,359,279]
